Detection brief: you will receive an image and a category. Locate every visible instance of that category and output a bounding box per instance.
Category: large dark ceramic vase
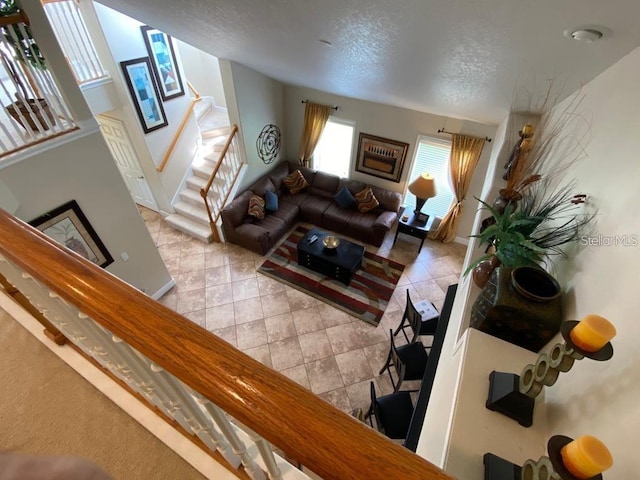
[470,266,563,352]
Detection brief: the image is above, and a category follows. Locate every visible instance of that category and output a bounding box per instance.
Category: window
[404,136,455,219]
[313,118,355,178]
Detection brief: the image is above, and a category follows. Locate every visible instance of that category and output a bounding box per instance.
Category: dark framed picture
[29,200,114,268]
[120,57,168,134]
[355,133,409,183]
[140,26,185,101]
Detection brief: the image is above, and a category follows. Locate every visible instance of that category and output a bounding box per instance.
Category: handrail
[0,10,29,27]
[156,97,203,173]
[186,80,200,99]
[200,124,240,242]
[203,124,238,194]
[0,209,454,480]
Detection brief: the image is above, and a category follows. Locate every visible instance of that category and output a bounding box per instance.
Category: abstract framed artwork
[140,26,185,101]
[29,200,114,268]
[355,133,409,183]
[120,57,168,134]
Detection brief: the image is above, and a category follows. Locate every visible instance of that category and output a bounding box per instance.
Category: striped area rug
[258,226,405,326]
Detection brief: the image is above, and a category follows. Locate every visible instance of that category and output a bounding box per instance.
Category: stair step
[192,160,216,180]
[174,200,210,225]
[165,214,213,243]
[186,175,208,191]
[193,99,212,121]
[201,126,231,140]
[179,188,205,207]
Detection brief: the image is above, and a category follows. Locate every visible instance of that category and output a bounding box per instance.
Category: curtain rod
[301,100,339,111]
[437,128,492,143]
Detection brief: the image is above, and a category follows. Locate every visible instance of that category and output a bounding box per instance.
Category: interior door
[97,114,158,211]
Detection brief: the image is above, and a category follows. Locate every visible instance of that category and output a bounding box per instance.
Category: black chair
[393,289,439,345]
[379,329,429,392]
[364,382,414,440]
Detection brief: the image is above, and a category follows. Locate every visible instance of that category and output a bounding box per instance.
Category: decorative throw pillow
[247,194,265,219]
[264,190,279,212]
[283,169,310,194]
[355,187,380,213]
[334,185,356,209]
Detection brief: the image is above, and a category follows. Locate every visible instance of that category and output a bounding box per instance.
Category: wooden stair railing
[0,210,454,480]
[201,124,242,242]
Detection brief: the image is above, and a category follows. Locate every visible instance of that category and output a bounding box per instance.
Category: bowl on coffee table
[322,235,340,250]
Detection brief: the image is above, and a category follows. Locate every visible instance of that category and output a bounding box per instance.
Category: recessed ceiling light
[564,27,605,43]
[318,39,333,47]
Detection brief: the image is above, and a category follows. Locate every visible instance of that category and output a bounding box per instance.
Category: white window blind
[313,117,354,178]
[405,136,455,219]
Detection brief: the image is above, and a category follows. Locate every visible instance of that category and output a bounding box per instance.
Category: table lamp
[408,173,437,221]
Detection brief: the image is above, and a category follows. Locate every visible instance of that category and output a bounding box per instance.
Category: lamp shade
[408,173,437,199]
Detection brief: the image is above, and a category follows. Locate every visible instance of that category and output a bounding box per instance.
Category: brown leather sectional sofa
[221,161,403,255]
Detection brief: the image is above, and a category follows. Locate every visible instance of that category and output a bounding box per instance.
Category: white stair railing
[201,124,242,242]
[0,7,77,157]
[42,0,107,84]
[0,253,306,480]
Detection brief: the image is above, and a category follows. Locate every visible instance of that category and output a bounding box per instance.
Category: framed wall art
[355,133,409,183]
[120,57,168,134]
[29,200,114,268]
[140,25,185,101]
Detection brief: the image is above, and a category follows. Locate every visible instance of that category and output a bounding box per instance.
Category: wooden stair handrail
[156,97,203,173]
[0,210,454,480]
[202,124,239,194]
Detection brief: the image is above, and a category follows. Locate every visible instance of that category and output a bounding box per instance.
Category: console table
[296,228,365,285]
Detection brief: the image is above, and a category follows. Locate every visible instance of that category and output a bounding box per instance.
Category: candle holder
[484,435,604,480]
[486,321,614,427]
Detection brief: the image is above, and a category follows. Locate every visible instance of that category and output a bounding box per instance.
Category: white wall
[176,41,226,108]
[0,130,173,297]
[93,3,198,204]
[539,46,640,479]
[282,86,497,240]
[220,61,285,190]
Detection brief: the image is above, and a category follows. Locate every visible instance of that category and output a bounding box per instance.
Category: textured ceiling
[96,0,640,125]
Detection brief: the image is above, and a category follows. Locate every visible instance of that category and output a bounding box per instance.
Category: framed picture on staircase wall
[141,26,185,101]
[120,57,168,134]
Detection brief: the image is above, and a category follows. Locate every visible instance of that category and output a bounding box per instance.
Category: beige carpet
[0,307,207,480]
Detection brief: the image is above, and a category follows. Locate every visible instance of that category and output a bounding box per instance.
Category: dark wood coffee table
[296,228,365,285]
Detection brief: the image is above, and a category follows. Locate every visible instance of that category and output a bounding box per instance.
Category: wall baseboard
[151,278,176,300]
[454,236,469,246]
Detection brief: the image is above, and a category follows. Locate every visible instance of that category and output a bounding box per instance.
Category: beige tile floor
[140,206,466,415]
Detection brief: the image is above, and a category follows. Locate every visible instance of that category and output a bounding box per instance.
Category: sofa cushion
[345,180,367,195]
[271,199,299,226]
[268,162,290,193]
[355,187,380,213]
[265,190,278,212]
[299,195,333,225]
[348,212,378,240]
[310,171,340,199]
[253,215,289,242]
[283,170,310,194]
[322,203,355,233]
[247,194,265,219]
[371,186,402,213]
[250,176,276,197]
[334,185,356,209]
[279,190,310,207]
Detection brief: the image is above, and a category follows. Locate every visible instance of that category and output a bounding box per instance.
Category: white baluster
[148,365,242,468]
[198,397,267,480]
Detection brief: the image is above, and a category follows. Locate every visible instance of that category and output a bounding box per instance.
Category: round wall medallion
[256,124,281,164]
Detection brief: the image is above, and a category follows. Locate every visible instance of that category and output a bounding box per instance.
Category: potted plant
[467,179,595,284]
[0,0,55,131]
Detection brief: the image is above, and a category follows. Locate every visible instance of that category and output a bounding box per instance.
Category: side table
[393,212,433,252]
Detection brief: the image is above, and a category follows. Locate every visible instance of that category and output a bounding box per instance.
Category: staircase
[165,98,233,243]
